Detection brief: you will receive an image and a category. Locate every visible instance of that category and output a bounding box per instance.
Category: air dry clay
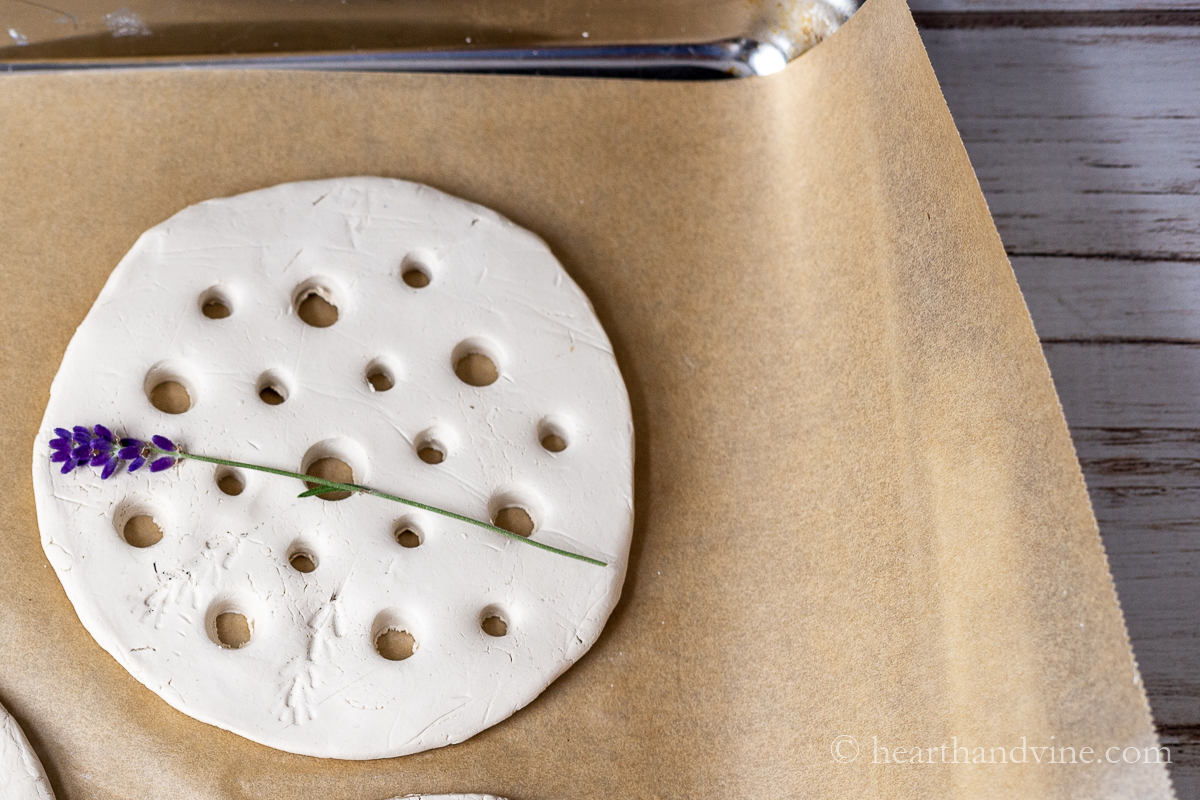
[0,701,54,799]
[31,178,634,759]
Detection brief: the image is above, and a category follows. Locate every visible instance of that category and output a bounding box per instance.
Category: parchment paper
[0,0,1175,797]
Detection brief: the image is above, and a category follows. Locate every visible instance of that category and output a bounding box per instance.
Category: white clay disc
[32,178,633,759]
[0,701,54,800]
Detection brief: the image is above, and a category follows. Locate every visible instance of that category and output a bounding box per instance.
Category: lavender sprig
[50,425,605,567]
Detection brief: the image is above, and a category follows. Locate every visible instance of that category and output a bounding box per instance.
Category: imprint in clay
[32,178,634,760]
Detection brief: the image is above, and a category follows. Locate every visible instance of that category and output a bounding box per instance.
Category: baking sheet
[0,0,1174,796]
[0,0,759,58]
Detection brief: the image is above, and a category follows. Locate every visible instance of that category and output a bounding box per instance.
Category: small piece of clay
[32,178,634,760]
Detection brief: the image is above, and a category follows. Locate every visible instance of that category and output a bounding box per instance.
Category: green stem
[161,448,607,567]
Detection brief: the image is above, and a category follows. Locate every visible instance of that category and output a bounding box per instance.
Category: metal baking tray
[1,0,860,78]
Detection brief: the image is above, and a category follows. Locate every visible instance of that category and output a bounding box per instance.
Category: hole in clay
[150,381,191,414]
[455,354,498,387]
[488,489,542,538]
[300,439,367,503]
[144,362,197,415]
[290,553,316,572]
[402,270,430,288]
[305,458,354,501]
[481,613,508,638]
[292,280,339,328]
[372,609,418,661]
[401,253,433,289]
[414,428,450,465]
[452,338,501,387]
[205,597,256,649]
[216,612,252,648]
[216,465,246,496]
[494,507,534,537]
[299,294,337,327]
[124,515,163,548]
[199,286,233,319]
[367,370,393,392]
[376,629,416,661]
[260,386,284,405]
[256,369,292,406]
[215,467,244,496]
[393,516,425,548]
[288,547,318,574]
[365,358,396,393]
[538,417,570,453]
[113,499,169,548]
[202,301,231,319]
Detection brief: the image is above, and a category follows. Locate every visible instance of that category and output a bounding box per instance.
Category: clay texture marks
[32,178,634,760]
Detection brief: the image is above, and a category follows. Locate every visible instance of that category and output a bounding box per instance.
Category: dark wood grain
[915,10,1200,27]
[924,26,1200,261]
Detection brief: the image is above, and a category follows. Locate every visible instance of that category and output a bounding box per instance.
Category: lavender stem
[154,447,607,567]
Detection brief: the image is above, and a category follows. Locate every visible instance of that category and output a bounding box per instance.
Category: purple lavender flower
[88,424,120,479]
[49,428,82,474]
[151,435,177,452]
[50,426,177,478]
[148,435,177,471]
[118,438,145,472]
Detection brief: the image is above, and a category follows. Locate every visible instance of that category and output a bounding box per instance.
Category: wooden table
[914,3,1199,794]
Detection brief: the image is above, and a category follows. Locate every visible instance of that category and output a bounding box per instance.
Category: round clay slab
[0,701,54,799]
[33,178,633,759]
